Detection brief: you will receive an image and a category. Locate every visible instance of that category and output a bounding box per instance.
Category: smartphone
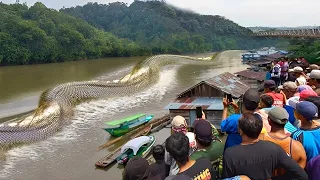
[196,106,203,119]
[227,94,233,103]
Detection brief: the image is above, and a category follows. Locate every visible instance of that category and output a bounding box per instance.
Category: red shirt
[266,92,285,107]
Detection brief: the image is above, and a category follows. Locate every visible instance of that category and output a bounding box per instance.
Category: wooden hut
[165,72,250,129]
[235,70,265,89]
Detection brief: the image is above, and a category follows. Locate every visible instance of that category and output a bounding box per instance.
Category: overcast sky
[3,0,320,27]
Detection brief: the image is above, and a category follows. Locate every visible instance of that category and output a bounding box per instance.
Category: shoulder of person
[226,114,242,120]
[196,157,212,163]
[224,145,241,155]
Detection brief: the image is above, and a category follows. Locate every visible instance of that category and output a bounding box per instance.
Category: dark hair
[152,145,165,162]
[243,89,260,111]
[269,120,286,128]
[266,66,271,70]
[195,136,212,148]
[269,86,276,91]
[238,113,262,139]
[305,96,320,117]
[165,133,189,165]
[244,101,259,111]
[260,94,274,108]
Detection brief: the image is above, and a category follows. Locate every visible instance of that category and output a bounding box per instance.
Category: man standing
[190,120,224,162]
[165,133,216,180]
[222,113,308,180]
[271,60,281,86]
[280,57,289,85]
[290,101,320,161]
[264,80,285,107]
[279,81,298,128]
[260,107,307,173]
[294,67,307,86]
[221,89,260,150]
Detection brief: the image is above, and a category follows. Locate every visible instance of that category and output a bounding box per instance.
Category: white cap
[310,70,320,79]
[293,67,303,73]
[171,116,187,128]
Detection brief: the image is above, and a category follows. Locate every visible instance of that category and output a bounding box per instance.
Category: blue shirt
[221,114,242,150]
[292,127,320,161]
[284,105,295,125]
[266,72,271,80]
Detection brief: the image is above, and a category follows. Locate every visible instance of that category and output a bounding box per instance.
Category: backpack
[273,65,280,75]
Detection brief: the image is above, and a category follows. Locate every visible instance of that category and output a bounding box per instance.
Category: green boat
[103,114,154,137]
[116,135,156,165]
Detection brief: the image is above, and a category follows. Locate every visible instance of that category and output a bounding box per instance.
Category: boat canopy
[105,113,145,126]
[121,136,153,155]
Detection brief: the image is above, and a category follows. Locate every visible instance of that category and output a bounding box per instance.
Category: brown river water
[0,51,247,180]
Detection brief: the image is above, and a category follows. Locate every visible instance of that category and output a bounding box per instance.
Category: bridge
[254,28,320,38]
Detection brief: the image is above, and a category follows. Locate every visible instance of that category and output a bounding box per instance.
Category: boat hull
[116,136,155,165]
[104,115,153,137]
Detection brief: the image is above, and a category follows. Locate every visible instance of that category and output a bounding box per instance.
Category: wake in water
[0,54,218,150]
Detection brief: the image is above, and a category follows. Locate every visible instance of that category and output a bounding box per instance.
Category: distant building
[235,70,265,89]
[165,72,250,129]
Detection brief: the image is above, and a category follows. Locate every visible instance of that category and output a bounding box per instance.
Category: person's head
[194,120,212,148]
[288,69,295,76]
[308,70,320,86]
[274,59,280,64]
[238,113,262,140]
[293,66,304,77]
[281,57,285,62]
[165,133,189,166]
[123,157,150,180]
[266,66,272,71]
[243,89,260,112]
[268,107,289,129]
[259,94,274,108]
[299,89,318,101]
[279,82,297,99]
[264,80,276,93]
[289,100,318,122]
[152,145,165,162]
[305,96,320,118]
[171,116,187,134]
[310,64,319,70]
[297,85,314,93]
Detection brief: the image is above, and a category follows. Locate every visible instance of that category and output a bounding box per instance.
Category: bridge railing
[254,28,320,38]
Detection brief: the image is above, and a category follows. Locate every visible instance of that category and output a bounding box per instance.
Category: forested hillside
[62,1,278,54]
[0,2,146,65]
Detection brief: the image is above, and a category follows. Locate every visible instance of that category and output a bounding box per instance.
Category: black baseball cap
[264,80,276,89]
[194,120,212,141]
[243,89,260,111]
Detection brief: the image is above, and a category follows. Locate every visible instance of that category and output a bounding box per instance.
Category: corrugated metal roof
[164,97,223,110]
[204,72,250,98]
[235,70,265,81]
[265,53,285,59]
[177,72,250,98]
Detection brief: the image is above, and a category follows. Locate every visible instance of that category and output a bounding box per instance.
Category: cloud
[2,0,319,27]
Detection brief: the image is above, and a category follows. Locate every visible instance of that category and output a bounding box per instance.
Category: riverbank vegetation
[0,2,147,65]
[0,1,279,66]
[288,39,320,63]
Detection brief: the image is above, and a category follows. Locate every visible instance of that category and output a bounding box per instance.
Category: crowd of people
[123,58,320,180]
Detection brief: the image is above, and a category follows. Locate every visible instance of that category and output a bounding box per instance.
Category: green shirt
[190,141,224,161]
